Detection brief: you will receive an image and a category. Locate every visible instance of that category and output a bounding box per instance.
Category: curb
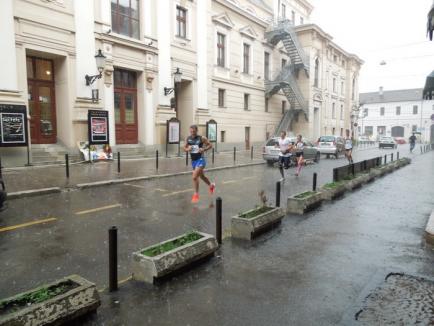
[7,187,62,200]
[425,210,434,246]
[74,161,265,189]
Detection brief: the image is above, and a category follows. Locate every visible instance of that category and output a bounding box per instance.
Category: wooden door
[27,57,57,144]
[114,69,138,144]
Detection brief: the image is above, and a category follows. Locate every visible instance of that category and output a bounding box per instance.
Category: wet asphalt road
[0,145,432,325]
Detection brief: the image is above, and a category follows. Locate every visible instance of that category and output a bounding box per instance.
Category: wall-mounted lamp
[164,68,182,96]
[85,49,107,86]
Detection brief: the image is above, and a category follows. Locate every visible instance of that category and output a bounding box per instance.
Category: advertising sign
[167,117,180,144]
[0,105,28,147]
[206,119,217,142]
[88,110,109,145]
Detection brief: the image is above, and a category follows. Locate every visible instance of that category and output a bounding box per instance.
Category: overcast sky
[310,0,433,93]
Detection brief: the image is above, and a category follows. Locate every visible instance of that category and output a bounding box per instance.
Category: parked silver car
[316,135,345,158]
[262,137,320,165]
[379,136,397,149]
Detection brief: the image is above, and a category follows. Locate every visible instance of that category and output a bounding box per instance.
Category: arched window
[352,76,356,100]
[314,58,319,87]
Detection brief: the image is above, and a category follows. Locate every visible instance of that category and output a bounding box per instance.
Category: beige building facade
[0,0,362,166]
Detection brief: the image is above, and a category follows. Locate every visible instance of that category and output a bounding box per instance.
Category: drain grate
[355,273,434,325]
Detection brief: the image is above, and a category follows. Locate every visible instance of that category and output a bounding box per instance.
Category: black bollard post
[275,181,281,207]
[391,153,393,162]
[233,147,236,164]
[117,152,121,173]
[156,150,159,170]
[312,173,317,192]
[186,150,189,166]
[216,197,222,245]
[0,157,2,179]
[384,154,387,165]
[65,154,69,179]
[351,163,355,176]
[251,146,254,160]
[420,146,423,154]
[109,226,118,292]
[397,152,399,160]
[212,148,215,165]
[333,168,338,182]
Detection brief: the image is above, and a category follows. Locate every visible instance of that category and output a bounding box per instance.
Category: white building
[0,0,362,166]
[359,88,434,143]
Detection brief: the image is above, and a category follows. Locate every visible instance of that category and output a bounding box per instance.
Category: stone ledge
[7,187,61,200]
[425,210,434,246]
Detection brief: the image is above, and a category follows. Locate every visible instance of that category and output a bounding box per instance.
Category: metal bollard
[397,152,399,160]
[109,226,118,292]
[275,181,281,207]
[65,154,69,178]
[391,153,393,162]
[251,146,254,160]
[212,148,215,165]
[233,147,236,164]
[312,173,317,192]
[351,163,355,176]
[117,152,121,173]
[384,154,387,165]
[420,146,423,154]
[156,150,159,170]
[0,157,2,179]
[333,168,338,182]
[186,151,189,166]
[216,197,222,245]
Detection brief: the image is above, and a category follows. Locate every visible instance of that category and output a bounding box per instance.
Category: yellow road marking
[75,204,122,216]
[118,275,132,285]
[222,180,238,184]
[0,217,57,233]
[162,188,194,197]
[155,188,168,192]
[124,183,146,189]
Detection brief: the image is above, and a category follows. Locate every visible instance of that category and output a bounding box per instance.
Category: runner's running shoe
[209,183,216,195]
[191,193,199,203]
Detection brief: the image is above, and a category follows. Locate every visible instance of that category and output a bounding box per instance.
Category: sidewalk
[1,150,263,194]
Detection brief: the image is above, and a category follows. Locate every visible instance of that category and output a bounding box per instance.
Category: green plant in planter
[141,231,203,257]
[294,191,316,199]
[323,181,344,189]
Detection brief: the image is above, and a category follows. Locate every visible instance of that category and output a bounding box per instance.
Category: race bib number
[191,145,199,153]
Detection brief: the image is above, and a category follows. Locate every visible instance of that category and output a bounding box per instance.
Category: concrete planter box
[321,183,347,200]
[343,174,369,190]
[287,191,323,215]
[425,210,434,246]
[132,232,218,284]
[0,275,100,326]
[231,207,284,240]
[396,158,411,168]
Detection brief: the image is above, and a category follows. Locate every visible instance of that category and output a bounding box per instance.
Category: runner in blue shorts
[184,125,215,203]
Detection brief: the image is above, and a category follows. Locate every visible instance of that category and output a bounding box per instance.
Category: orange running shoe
[191,193,199,203]
[209,183,216,195]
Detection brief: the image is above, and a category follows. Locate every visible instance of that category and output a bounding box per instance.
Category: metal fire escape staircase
[265,19,310,135]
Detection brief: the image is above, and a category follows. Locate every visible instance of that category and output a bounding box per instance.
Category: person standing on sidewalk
[294,134,305,177]
[344,129,354,164]
[409,133,416,153]
[276,131,293,179]
[184,125,215,204]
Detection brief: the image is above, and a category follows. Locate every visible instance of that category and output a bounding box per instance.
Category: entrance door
[27,57,57,144]
[245,127,250,149]
[114,69,138,144]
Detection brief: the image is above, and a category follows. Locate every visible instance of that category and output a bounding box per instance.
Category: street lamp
[85,49,106,86]
[164,68,182,96]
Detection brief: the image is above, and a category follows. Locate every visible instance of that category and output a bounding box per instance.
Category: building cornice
[214,0,269,28]
[294,0,314,15]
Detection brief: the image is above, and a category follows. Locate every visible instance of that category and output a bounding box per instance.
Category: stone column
[0,0,18,92]
[196,0,209,110]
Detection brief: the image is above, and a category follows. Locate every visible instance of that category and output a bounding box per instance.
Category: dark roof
[360,88,423,104]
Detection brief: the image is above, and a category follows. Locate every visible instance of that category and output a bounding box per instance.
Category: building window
[341,82,344,95]
[396,106,401,115]
[281,58,287,69]
[264,52,270,81]
[221,131,225,143]
[218,89,225,107]
[342,60,346,68]
[291,11,295,23]
[176,6,187,38]
[333,55,337,63]
[314,58,319,87]
[413,105,418,115]
[282,101,286,114]
[412,125,418,132]
[364,108,368,117]
[265,98,269,112]
[340,128,343,136]
[332,127,336,135]
[352,77,356,100]
[333,78,337,93]
[217,33,226,67]
[380,107,385,116]
[340,105,344,120]
[111,0,140,39]
[332,103,336,119]
[281,3,286,18]
[243,43,250,74]
[244,94,249,111]
[365,126,373,136]
[300,17,304,25]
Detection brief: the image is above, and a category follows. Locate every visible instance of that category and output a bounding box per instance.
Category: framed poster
[167,117,180,144]
[88,110,109,145]
[206,119,217,142]
[0,105,28,147]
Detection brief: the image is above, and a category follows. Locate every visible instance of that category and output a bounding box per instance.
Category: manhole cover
[355,273,434,325]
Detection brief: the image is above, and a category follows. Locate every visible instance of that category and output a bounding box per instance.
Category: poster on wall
[167,117,180,144]
[206,119,217,142]
[88,110,109,145]
[0,105,28,147]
